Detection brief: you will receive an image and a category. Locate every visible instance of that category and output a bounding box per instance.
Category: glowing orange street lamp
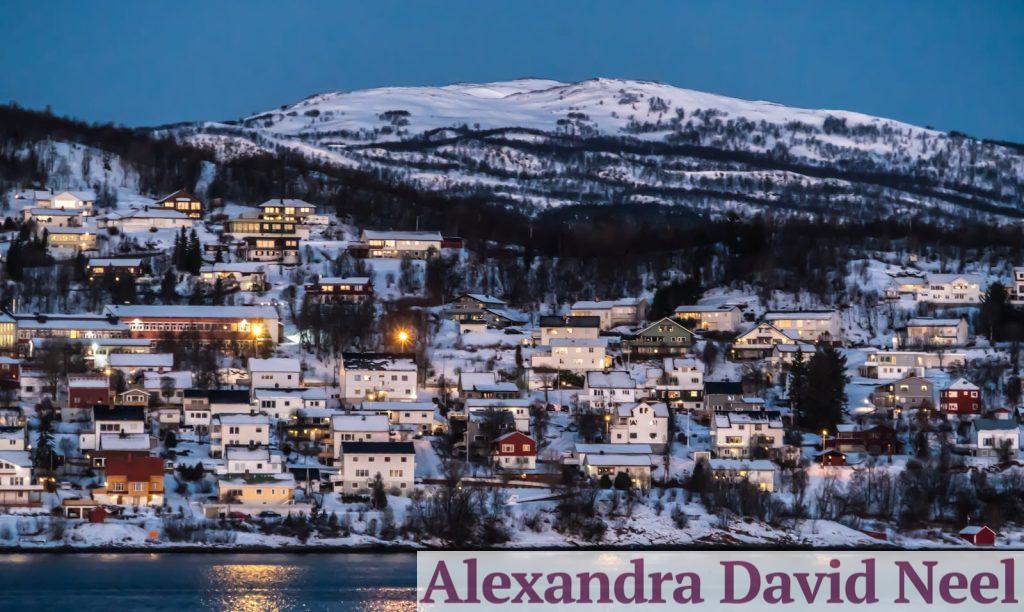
[396,328,411,352]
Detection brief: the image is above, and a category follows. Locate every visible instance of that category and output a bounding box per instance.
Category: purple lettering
[895,560,936,604]
[970,572,998,604]
[544,572,573,604]
[576,571,612,604]
[672,573,704,604]
[420,560,461,604]
[938,572,967,604]
[613,559,646,603]
[482,572,510,604]
[846,559,878,603]
[1003,559,1018,603]
[721,561,760,604]
[510,572,544,604]
[763,573,794,604]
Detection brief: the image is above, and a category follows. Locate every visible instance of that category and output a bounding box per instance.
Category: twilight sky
[1,1,1022,141]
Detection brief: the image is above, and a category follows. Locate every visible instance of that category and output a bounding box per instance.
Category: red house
[490,431,537,470]
[0,357,20,383]
[941,378,981,417]
[959,525,997,546]
[68,376,110,410]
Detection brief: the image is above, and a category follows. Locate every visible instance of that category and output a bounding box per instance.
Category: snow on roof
[53,190,96,201]
[465,398,532,409]
[708,459,777,471]
[548,337,609,348]
[959,526,992,535]
[926,273,983,284]
[907,317,962,327]
[330,414,390,432]
[571,298,642,310]
[584,454,655,467]
[341,352,416,371]
[0,428,24,440]
[362,229,443,241]
[120,206,191,220]
[460,371,496,388]
[317,276,371,285]
[68,376,108,389]
[29,207,81,216]
[575,443,653,455]
[946,378,979,391]
[674,304,739,313]
[260,198,314,208]
[89,258,143,267]
[663,357,704,372]
[0,451,32,468]
[248,357,301,372]
[463,293,506,305]
[200,262,267,273]
[359,401,435,412]
[105,304,279,320]
[108,353,174,368]
[18,318,128,331]
[225,446,275,462]
[586,370,635,389]
[97,433,151,451]
[143,370,193,388]
[714,411,784,429]
[615,401,668,418]
[214,414,269,425]
[764,310,837,321]
[973,419,1019,431]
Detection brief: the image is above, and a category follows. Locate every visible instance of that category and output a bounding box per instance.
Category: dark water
[0,553,417,611]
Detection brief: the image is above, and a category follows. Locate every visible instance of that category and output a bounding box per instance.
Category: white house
[531,338,609,373]
[78,406,147,452]
[211,414,270,458]
[904,318,970,348]
[51,190,95,213]
[857,350,966,379]
[216,446,285,476]
[971,417,1020,458]
[711,411,786,459]
[465,398,531,432]
[918,274,984,304]
[199,262,267,292]
[569,298,648,330]
[108,352,174,376]
[0,451,44,507]
[654,357,705,411]
[248,357,302,389]
[581,370,637,410]
[339,353,417,402]
[358,401,437,434]
[581,453,655,490]
[763,310,843,344]
[673,304,743,332]
[333,441,415,494]
[708,458,778,492]
[330,414,391,460]
[538,315,602,345]
[608,401,669,450]
[251,388,309,420]
[361,230,442,258]
[731,322,799,359]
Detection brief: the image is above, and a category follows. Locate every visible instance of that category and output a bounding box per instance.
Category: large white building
[903,318,970,348]
[339,353,417,402]
[331,414,391,460]
[673,304,743,332]
[569,298,647,330]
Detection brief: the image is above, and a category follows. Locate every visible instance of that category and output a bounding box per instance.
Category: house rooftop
[248,357,301,372]
[339,441,415,455]
[539,315,601,328]
[331,414,390,432]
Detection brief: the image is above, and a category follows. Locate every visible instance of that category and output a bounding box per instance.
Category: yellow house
[218,473,295,505]
[93,455,165,507]
[47,227,96,251]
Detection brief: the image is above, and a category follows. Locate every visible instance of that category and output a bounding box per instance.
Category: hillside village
[0,183,1021,551]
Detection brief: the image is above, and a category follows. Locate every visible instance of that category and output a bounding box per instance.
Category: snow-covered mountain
[167,78,1024,222]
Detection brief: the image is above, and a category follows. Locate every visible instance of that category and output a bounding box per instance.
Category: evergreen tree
[173,227,186,269]
[370,473,388,510]
[4,238,21,281]
[32,414,57,473]
[798,344,848,431]
[187,229,203,274]
[160,269,178,303]
[788,347,808,411]
[980,283,1016,342]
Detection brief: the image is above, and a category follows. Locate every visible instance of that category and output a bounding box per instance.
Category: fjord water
[0,553,417,611]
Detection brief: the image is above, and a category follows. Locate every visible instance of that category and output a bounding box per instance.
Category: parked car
[257,510,282,521]
[227,511,250,521]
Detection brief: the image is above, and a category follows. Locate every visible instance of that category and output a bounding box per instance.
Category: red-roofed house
[490,431,537,470]
[93,455,165,506]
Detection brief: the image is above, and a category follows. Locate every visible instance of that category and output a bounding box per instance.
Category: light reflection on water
[0,553,417,611]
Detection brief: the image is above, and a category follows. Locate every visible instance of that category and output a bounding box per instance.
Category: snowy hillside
[166,78,1024,222]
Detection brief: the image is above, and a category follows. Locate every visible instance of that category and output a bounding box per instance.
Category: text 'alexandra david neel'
[417,551,1020,610]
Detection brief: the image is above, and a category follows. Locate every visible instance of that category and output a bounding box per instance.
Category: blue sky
[1,1,1022,141]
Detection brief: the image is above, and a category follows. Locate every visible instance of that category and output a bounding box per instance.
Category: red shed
[959,525,996,546]
[818,449,847,467]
